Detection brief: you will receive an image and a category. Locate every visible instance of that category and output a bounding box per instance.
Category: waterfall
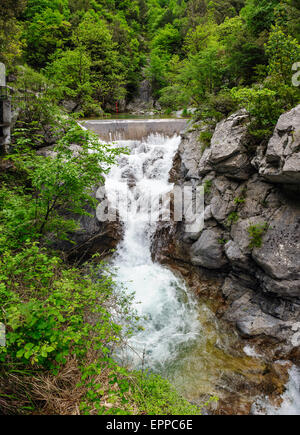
[103,133,200,370]
[84,119,300,414]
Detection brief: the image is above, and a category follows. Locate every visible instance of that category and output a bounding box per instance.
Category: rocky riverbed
[63,108,300,414]
[149,106,300,412]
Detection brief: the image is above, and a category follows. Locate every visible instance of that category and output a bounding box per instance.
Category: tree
[45,48,94,109]
[181,44,224,103]
[74,12,126,105]
[24,0,70,19]
[8,124,124,240]
[0,0,26,68]
[265,25,300,86]
[283,0,300,42]
[151,23,182,53]
[24,8,72,69]
[241,0,281,36]
[218,16,266,86]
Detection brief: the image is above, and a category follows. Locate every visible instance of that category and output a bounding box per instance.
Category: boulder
[239,176,273,219]
[260,274,300,300]
[62,100,81,113]
[224,292,285,338]
[126,79,154,112]
[258,105,300,185]
[210,191,236,223]
[214,153,253,180]
[178,131,202,179]
[252,207,300,281]
[225,240,249,267]
[231,217,266,254]
[209,109,249,164]
[198,147,213,175]
[190,229,228,269]
[199,109,254,179]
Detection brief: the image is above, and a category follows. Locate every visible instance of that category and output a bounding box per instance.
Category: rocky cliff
[152,105,300,362]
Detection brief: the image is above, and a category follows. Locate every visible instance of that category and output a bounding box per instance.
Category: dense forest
[1,0,300,123]
[0,0,300,416]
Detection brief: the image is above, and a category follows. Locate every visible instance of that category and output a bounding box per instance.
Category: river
[82,118,300,415]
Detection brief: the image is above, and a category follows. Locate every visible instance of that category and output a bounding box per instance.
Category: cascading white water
[252,365,300,415]
[104,133,200,371]
[87,121,300,414]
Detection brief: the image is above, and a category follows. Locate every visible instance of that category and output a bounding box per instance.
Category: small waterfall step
[81,118,188,142]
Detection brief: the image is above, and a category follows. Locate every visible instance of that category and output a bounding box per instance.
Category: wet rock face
[258,105,300,185]
[153,107,300,356]
[52,187,124,263]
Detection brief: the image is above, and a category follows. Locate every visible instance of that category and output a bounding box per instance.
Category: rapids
[84,119,300,415]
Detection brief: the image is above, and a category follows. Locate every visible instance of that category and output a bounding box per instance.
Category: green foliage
[16,0,146,110]
[281,0,300,42]
[265,25,300,87]
[241,0,280,36]
[3,124,123,242]
[44,48,94,109]
[231,86,282,141]
[129,371,206,415]
[73,12,127,105]
[234,197,246,205]
[12,65,64,144]
[227,212,239,226]
[79,364,204,415]
[4,0,298,116]
[0,248,128,369]
[247,223,269,248]
[198,131,213,153]
[0,1,25,68]
[151,23,182,53]
[24,0,70,20]
[23,8,72,69]
[203,179,213,195]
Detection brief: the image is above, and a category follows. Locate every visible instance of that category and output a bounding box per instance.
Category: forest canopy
[1,0,299,120]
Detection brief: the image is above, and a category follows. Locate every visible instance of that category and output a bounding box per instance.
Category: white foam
[252,365,300,415]
[104,134,200,369]
[243,345,261,358]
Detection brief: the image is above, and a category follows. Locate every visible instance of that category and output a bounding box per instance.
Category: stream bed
[84,119,300,415]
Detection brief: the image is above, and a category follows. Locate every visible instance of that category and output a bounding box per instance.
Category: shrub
[0,247,133,369]
[198,131,213,153]
[4,123,125,242]
[248,223,269,248]
[227,212,239,226]
[231,86,282,141]
[234,197,246,205]
[204,180,213,195]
